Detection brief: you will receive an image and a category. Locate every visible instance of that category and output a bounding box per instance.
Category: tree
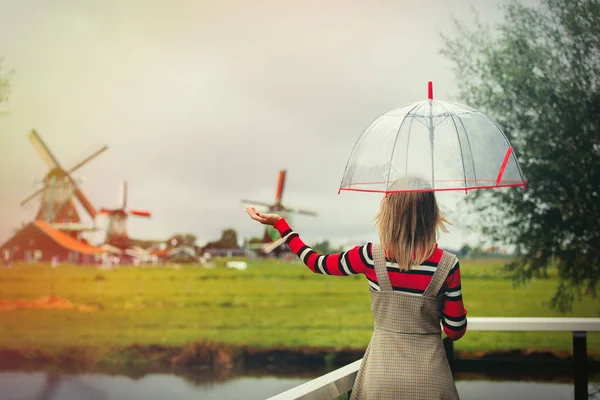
[459,245,472,258]
[204,229,240,249]
[168,233,197,248]
[312,240,344,254]
[441,0,600,311]
[469,246,487,259]
[219,228,239,248]
[0,58,13,116]
[313,240,331,254]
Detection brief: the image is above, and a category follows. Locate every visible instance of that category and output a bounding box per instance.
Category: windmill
[100,181,151,250]
[20,130,107,238]
[241,170,317,254]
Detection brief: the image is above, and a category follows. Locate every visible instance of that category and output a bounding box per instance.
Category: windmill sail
[241,169,317,254]
[101,181,151,249]
[22,129,107,223]
[28,130,60,169]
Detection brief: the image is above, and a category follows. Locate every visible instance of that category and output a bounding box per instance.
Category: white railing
[267,317,600,400]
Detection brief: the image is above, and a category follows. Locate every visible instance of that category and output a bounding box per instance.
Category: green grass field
[0,258,598,356]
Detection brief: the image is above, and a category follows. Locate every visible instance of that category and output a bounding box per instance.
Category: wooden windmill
[241,170,317,254]
[100,181,151,250]
[20,130,107,238]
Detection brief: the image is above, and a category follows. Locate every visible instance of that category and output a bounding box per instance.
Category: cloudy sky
[0,0,538,250]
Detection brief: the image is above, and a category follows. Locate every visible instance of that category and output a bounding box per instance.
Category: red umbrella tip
[428,81,433,100]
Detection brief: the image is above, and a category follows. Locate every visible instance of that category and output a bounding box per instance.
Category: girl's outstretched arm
[273,218,373,276]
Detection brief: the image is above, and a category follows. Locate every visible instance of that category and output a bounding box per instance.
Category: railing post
[443,337,455,377]
[573,331,588,400]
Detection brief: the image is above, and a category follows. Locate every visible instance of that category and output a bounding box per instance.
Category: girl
[245,177,467,399]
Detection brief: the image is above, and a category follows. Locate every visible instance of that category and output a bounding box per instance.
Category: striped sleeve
[273,218,372,275]
[442,259,467,341]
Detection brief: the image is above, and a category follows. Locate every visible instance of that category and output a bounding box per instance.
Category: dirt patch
[0,296,99,312]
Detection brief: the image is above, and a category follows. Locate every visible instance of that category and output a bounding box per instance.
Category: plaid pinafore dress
[350,244,460,400]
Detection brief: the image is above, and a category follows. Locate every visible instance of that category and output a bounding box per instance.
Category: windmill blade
[20,144,108,207]
[275,170,286,204]
[122,181,127,209]
[130,210,151,217]
[72,187,98,219]
[20,186,44,206]
[21,181,97,213]
[68,145,108,174]
[27,130,103,218]
[28,130,61,169]
[130,245,150,255]
[263,237,286,254]
[294,209,318,216]
[240,199,273,208]
[60,161,98,219]
[284,207,318,216]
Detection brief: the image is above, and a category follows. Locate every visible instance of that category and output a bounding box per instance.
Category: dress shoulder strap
[422,250,457,298]
[372,244,393,291]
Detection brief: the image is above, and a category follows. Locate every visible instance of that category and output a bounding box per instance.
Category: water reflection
[1,371,599,400]
[2,372,108,400]
[0,372,308,400]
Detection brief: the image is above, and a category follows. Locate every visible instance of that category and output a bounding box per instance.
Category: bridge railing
[266,317,600,400]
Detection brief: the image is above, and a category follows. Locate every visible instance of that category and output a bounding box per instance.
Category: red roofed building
[1,220,105,264]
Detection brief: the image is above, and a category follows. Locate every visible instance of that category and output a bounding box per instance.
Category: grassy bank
[0,258,598,368]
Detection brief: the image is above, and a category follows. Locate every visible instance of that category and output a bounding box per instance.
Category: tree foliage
[204,228,240,249]
[248,237,264,244]
[220,228,239,248]
[168,233,197,248]
[312,240,343,254]
[441,0,600,311]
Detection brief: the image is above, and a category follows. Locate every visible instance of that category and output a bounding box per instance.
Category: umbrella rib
[404,117,416,175]
[411,113,455,125]
[436,101,469,190]
[386,104,421,193]
[433,115,451,129]
[449,115,469,190]
[412,116,430,129]
[454,115,478,184]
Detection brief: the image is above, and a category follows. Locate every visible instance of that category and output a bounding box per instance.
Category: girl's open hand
[245,207,281,226]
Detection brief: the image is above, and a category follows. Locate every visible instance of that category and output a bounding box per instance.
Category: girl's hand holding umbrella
[246,207,281,226]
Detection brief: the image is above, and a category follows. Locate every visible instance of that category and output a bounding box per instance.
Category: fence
[267,317,600,400]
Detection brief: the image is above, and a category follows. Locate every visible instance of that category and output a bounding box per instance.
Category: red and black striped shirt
[274,218,467,340]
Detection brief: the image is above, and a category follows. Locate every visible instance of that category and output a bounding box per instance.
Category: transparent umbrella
[339,82,526,194]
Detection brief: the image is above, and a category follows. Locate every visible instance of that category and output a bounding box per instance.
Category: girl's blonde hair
[375,176,451,270]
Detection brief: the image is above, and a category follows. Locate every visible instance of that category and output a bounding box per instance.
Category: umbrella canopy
[339,82,526,193]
